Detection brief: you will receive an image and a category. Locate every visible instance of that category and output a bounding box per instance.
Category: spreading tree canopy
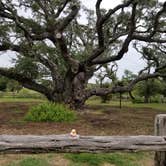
[0,0,166,108]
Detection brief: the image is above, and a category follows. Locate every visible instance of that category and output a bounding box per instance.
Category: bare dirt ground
[0,102,164,135]
[0,102,164,166]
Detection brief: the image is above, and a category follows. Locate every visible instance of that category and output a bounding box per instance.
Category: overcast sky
[81,0,165,79]
[82,0,146,79]
[0,0,164,78]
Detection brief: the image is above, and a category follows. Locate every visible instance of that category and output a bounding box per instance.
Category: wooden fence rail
[0,114,166,166]
[0,135,166,153]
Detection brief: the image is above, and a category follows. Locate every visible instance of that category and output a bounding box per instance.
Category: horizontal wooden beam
[0,135,166,153]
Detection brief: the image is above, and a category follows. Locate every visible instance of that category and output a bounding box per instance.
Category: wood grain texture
[155,114,166,166]
[0,135,166,153]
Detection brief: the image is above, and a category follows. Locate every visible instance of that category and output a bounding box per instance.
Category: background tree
[95,64,118,103]
[0,0,166,108]
[122,70,137,84]
[122,69,137,100]
[0,76,8,91]
[7,80,22,93]
[161,81,166,99]
[136,79,163,103]
[160,69,166,99]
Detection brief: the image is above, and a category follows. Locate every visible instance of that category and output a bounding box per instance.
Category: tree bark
[46,72,88,109]
[154,114,166,166]
[0,135,166,153]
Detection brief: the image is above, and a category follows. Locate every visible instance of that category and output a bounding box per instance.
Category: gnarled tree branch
[86,72,166,98]
[91,2,137,65]
[0,67,52,98]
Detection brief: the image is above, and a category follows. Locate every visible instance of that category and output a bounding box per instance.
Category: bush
[132,97,144,104]
[150,95,164,103]
[25,102,76,122]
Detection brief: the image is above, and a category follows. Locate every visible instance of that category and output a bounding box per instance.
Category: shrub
[25,102,76,122]
[132,97,144,104]
[150,95,164,103]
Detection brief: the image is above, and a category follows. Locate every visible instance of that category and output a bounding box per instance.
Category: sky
[82,0,146,78]
[0,0,164,78]
[81,0,165,79]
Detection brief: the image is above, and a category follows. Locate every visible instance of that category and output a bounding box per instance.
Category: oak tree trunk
[46,72,88,109]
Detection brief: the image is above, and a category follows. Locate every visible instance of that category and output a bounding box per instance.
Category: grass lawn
[4,152,153,166]
[0,98,45,103]
[65,152,153,166]
[87,99,166,111]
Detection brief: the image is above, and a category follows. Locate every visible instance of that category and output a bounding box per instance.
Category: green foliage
[7,80,22,92]
[0,76,8,91]
[8,157,49,166]
[100,82,112,103]
[135,79,163,102]
[25,102,76,122]
[95,64,118,104]
[122,70,137,85]
[101,94,111,103]
[131,95,165,104]
[135,0,157,8]
[0,77,22,93]
[161,77,166,97]
[149,95,165,103]
[17,88,45,99]
[15,57,39,79]
[132,97,144,104]
[65,152,145,166]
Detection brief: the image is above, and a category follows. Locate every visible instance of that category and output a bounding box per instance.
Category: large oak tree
[0,0,166,108]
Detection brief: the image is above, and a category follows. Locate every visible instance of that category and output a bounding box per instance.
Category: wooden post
[119,92,122,109]
[155,114,166,166]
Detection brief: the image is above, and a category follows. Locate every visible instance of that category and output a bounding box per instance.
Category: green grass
[1,96,165,111]
[8,157,49,166]
[4,152,153,166]
[124,102,166,111]
[9,119,27,125]
[2,152,153,166]
[65,152,150,166]
[87,99,166,111]
[0,98,45,103]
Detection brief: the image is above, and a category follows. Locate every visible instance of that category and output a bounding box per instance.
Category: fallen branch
[0,135,166,153]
